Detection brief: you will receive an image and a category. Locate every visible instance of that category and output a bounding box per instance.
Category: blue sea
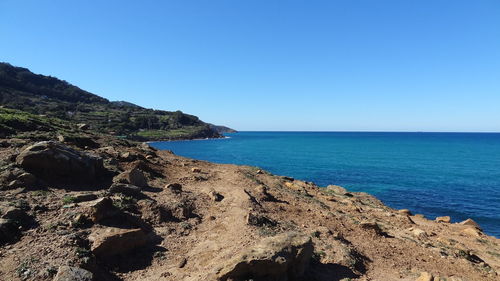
[150,132,500,237]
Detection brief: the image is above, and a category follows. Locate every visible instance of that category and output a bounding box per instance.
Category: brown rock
[459,218,481,229]
[208,190,224,202]
[1,207,30,226]
[178,257,187,268]
[191,167,201,173]
[326,185,348,195]
[84,197,119,223]
[398,209,413,216]
[416,271,433,281]
[217,232,313,281]
[246,212,277,227]
[72,193,98,203]
[114,167,147,187]
[412,228,428,239]
[435,216,451,223]
[461,227,482,237]
[109,183,142,197]
[15,141,105,183]
[53,266,93,281]
[89,227,149,259]
[165,183,183,193]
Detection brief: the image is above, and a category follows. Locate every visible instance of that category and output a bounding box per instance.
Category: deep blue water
[151,132,500,237]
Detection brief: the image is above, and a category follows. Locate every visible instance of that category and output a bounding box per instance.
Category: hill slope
[0,62,223,140]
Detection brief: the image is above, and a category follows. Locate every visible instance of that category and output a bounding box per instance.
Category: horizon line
[229,130,500,134]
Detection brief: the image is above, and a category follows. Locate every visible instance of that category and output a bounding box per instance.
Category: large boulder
[88,227,149,259]
[15,141,105,183]
[217,232,314,281]
[53,266,93,281]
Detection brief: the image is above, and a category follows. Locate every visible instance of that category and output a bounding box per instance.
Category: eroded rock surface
[217,232,313,281]
[16,141,105,183]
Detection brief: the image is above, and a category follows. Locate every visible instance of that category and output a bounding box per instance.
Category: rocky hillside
[208,124,237,134]
[0,130,499,281]
[0,62,222,140]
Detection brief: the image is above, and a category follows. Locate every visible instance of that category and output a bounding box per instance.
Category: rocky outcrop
[53,266,93,281]
[15,141,105,183]
[217,232,313,281]
[89,227,149,259]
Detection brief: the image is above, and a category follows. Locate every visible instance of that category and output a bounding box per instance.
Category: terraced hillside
[0,62,225,140]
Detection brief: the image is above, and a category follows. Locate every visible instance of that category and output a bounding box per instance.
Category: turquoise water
[151,132,500,237]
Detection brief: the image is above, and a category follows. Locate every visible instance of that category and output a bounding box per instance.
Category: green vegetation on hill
[0,62,226,140]
[0,107,69,137]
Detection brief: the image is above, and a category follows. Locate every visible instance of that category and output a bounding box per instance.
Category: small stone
[435,216,451,223]
[256,169,263,174]
[178,257,187,268]
[73,193,98,203]
[191,167,201,173]
[165,183,182,193]
[77,123,89,130]
[398,209,412,216]
[326,185,348,195]
[416,271,433,281]
[114,167,147,187]
[84,197,118,223]
[109,183,142,197]
[412,228,428,239]
[208,190,224,202]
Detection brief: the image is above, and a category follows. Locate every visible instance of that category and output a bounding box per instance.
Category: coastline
[0,135,498,280]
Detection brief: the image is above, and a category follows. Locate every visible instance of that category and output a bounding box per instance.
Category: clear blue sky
[1,1,499,132]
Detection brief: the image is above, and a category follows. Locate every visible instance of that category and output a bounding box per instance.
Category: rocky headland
[0,131,499,281]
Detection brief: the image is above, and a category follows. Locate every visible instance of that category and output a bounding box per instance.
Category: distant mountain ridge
[0,62,232,140]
